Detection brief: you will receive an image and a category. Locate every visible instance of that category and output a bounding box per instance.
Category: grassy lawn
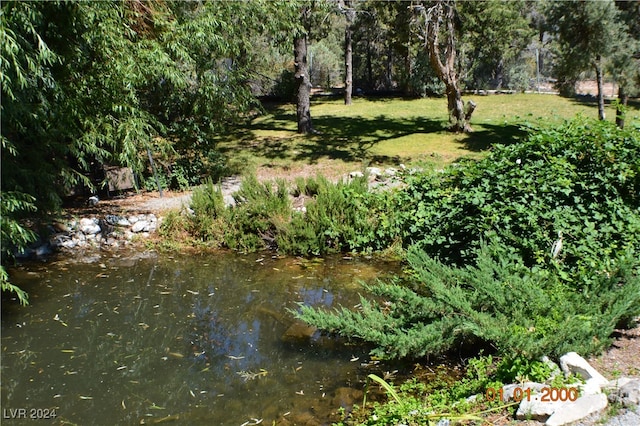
[216,94,639,178]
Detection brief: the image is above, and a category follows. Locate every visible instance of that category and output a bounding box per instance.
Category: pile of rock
[500,352,640,426]
[50,213,159,250]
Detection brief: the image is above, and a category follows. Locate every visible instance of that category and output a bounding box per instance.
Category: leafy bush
[224,175,291,251]
[1,191,37,305]
[396,117,640,286]
[296,243,640,360]
[187,179,227,243]
[277,176,398,255]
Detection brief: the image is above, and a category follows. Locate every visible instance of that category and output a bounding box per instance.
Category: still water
[1,252,401,425]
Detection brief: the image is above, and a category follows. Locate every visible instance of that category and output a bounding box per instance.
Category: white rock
[128,215,140,224]
[80,218,101,235]
[616,379,640,407]
[116,218,131,227]
[545,393,608,426]
[384,167,398,177]
[131,220,150,233]
[366,167,382,178]
[581,377,604,396]
[223,194,236,207]
[559,352,608,386]
[516,393,565,421]
[349,171,364,178]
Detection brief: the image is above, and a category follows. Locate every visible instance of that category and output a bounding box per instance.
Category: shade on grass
[216,94,639,174]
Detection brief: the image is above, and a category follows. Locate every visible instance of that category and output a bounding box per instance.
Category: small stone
[516,393,564,421]
[131,220,149,233]
[559,352,608,386]
[615,379,640,407]
[365,167,382,179]
[545,393,608,426]
[349,171,364,178]
[80,218,101,235]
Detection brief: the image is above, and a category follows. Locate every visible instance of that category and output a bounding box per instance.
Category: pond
[1,251,402,425]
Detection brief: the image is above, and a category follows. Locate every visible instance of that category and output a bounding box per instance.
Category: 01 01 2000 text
[485,386,579,402]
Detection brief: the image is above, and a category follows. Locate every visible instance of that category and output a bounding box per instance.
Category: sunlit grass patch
[216,94,638,178]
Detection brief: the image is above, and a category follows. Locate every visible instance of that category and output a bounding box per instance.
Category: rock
[131,220,150,233]
[384,167,398,177]
[609,378,640,407]
[106,214,130,227]
[128,215,140,224]
[559,352,608,387]
[79,218,101,235]
[516,393,565,421]
[223,194,236,207]
[349,171,364,178]
[365,167,382,180]
[87,195,99,206]
[502,382,547,402]
[545,393,608,426]
[281,321,318,344]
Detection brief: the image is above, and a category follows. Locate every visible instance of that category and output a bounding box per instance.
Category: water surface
[2,252,400,425]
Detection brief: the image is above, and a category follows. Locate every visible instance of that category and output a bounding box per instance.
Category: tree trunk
[421,0,474,132]
[616,85,628,129]
[344,0,354,105]
[595,55,605,121]
[294,34,313,134]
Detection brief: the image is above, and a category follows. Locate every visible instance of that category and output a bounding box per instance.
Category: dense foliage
[293,118,640,359]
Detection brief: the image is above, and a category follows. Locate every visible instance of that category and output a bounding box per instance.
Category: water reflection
[1,252,400,425]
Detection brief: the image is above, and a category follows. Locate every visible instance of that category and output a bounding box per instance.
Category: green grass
[216,94,639,176]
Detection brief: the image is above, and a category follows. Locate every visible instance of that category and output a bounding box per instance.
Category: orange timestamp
[485,386,579,402]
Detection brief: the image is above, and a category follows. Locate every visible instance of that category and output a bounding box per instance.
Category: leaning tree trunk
[421,0,475,133]
[595,55,605,121]
[343,0,354,105]
[616,85,628,129]
[294,34,313,134]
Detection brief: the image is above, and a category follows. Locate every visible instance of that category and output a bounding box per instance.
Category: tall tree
[294,3,314,134]
[414,0,476,132]
[341,0,356,105]
[610,0,640,129]
[546,0,626,121]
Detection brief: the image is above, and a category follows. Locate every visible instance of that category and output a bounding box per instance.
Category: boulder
[365,167,382,180]
[131,220,150,233]
[559,352,608,386]
[609,378,640,407]
[79,218,101,235]
[281,321,318,344]
[516,393,565,421]
[545,393,608,426]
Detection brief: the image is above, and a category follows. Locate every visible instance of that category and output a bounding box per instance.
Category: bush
[296,244,640,360]
[224,175,291,251]
[187,179,226,243]
[396,117,640,286]
[277,176,399,255]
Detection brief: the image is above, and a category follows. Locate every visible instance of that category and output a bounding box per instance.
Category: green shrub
[188,179,227,243]
[277,176,399,255]
[397,117,640,285]
[1,191,37,305]
[224,175,291,251]
[296,243,640,360]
